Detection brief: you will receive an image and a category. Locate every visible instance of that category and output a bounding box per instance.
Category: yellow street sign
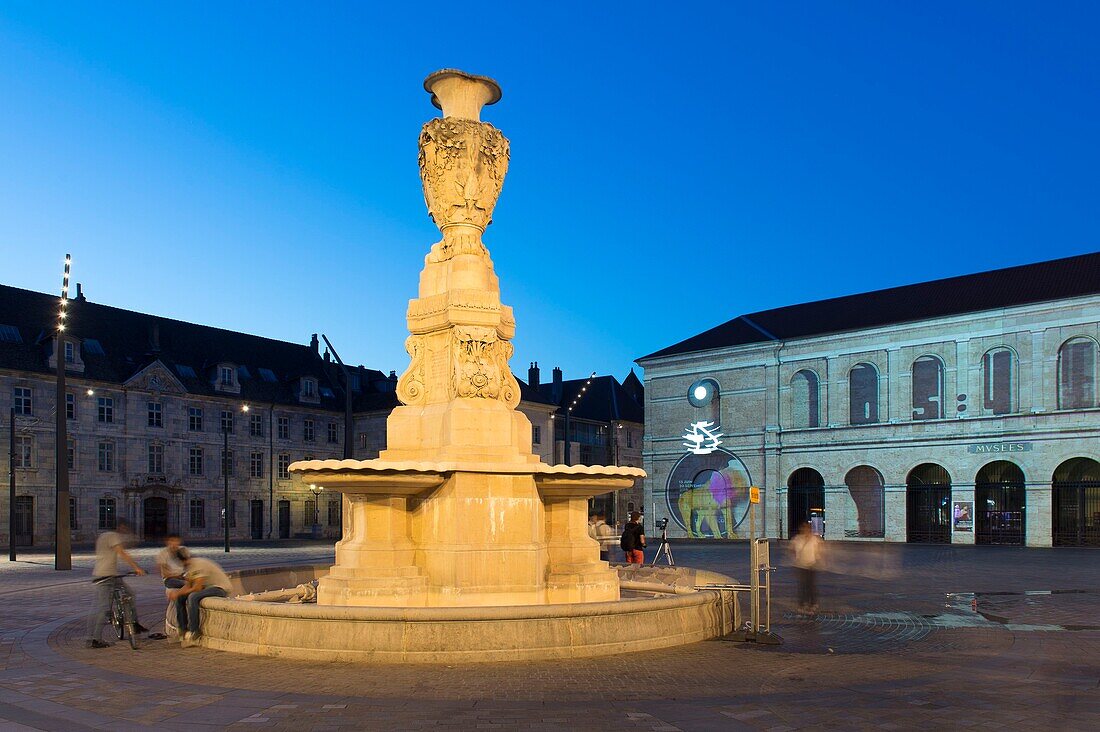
[749,486,760,504]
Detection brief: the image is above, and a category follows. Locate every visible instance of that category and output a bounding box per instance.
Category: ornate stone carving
[418,117,509,262]
[451,326,520,407]
[396,335,427,406]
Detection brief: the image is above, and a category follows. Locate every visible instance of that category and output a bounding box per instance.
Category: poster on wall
[664,447,753,539]
[952,501,974,532]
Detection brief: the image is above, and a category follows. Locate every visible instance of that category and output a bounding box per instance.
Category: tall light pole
[308,483,323,538]
[54,254,72,571]
[560,372,597,466]
[8,407,15,562]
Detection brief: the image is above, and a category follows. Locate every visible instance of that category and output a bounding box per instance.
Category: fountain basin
[185,564,741,663]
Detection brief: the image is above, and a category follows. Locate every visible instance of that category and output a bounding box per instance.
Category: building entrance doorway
[787,468,825,538]
[975,461,1025,545]
[250,500,264,540]
[906,463,951,544]
[143,497,169,541]
[1053,458,1100,547]
[14,496,33,546]
[278,500,291,539]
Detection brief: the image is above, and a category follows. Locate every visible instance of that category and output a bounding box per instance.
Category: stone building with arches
[638,252,1100,547]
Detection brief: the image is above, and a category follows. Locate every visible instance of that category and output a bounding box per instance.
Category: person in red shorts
[620,512,647,564]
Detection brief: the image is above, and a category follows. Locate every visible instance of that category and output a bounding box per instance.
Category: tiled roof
[535,374,644,424]
[641,252,1100,360]
[0,283,385,411]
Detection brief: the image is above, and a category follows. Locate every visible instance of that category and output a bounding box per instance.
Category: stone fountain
[188,71,739,661]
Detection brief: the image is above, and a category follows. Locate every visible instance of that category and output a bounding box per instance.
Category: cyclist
[85,520,147,648]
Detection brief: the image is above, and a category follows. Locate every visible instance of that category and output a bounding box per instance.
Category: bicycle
[99,573,140,650]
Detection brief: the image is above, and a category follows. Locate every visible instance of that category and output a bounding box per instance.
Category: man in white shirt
[155,534,187,590]
[167,549,234,646]
[594,512,617,562]
[85,520,147,648]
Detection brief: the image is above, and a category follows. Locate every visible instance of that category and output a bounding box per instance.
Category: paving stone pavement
[0,541,1098,730]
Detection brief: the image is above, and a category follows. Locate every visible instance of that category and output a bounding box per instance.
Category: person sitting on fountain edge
[167,548,234,647]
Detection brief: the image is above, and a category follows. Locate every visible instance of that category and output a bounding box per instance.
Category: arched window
[790,370,820,429]
[912,356,944,420]
[843,466,885,538]
[849,363,879,425]
[982,347,1016,415]
[1058,338,1098,410]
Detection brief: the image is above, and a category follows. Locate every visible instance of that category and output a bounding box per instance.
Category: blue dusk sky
[1,2,1097,382]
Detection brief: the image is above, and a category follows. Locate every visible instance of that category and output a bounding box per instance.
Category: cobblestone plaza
[0,542,1097,730]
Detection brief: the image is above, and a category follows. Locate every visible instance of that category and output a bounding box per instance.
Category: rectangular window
[189,499,205,529]
[303,379,316,397]
[97,441,113,472]
[148,443,164,474]
[277,453,291,479]
[69,496,78,530]
[303,419,315,442]
[221,410,234,434]
[66,393,75,420]
[97,396,114,424]
[64,341,75,363]
[221,449,234,477]
[148,401,162,428]
[220,366,234,386]
[328,498,341,527]
[13,386,31,415]
[98,498,116,530]
[249,413,263,437]
[188,407,203,432]
[327,422,339,443]
[532,425,541,445]
[627,429,634,448]
[189,447,204,476]
[228,499,237,528]
[250,451,264,478]
[67,438,75,470]
[305,499,317,526]
[277,416,289,440]
[14,435,33,468]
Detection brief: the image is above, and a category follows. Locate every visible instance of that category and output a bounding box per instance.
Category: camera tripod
[650,526,675,566]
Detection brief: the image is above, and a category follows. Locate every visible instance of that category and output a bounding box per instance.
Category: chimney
[310,333,319,353]
[528,361,540,388]
[75,283,85,301]
[324,350,331,363]
[551,366,563,404]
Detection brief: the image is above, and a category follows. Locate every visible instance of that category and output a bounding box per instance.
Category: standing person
[790,521,824,614]
[85,520,147,648]
[594,512,616,562]
[620,511,647,564]
[167,549,234,646]
[155,534,187,590]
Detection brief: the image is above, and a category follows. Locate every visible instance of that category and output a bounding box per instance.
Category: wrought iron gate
[976,482,1025,545]
[1053,481,1100,547]
[906,485,951,543]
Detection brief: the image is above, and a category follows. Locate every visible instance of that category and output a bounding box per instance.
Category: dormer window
[64,341,75,363]
[215,363,241,394]
[299,377,319,403]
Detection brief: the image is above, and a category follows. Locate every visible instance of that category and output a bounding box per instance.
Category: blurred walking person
[790,521,824,614]
[620,511,647,564]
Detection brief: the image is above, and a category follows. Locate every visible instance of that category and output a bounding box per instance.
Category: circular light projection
[688,378,719,407]
[664,448,752,538]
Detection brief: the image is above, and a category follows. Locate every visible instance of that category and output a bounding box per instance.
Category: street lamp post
[55,254,72,571]
[308,483,323,539]
[560,372,597,466]
[8,407,15,562]
[223,420,230,553]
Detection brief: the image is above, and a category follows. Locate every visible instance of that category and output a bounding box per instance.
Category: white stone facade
[640,294,1100,547]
